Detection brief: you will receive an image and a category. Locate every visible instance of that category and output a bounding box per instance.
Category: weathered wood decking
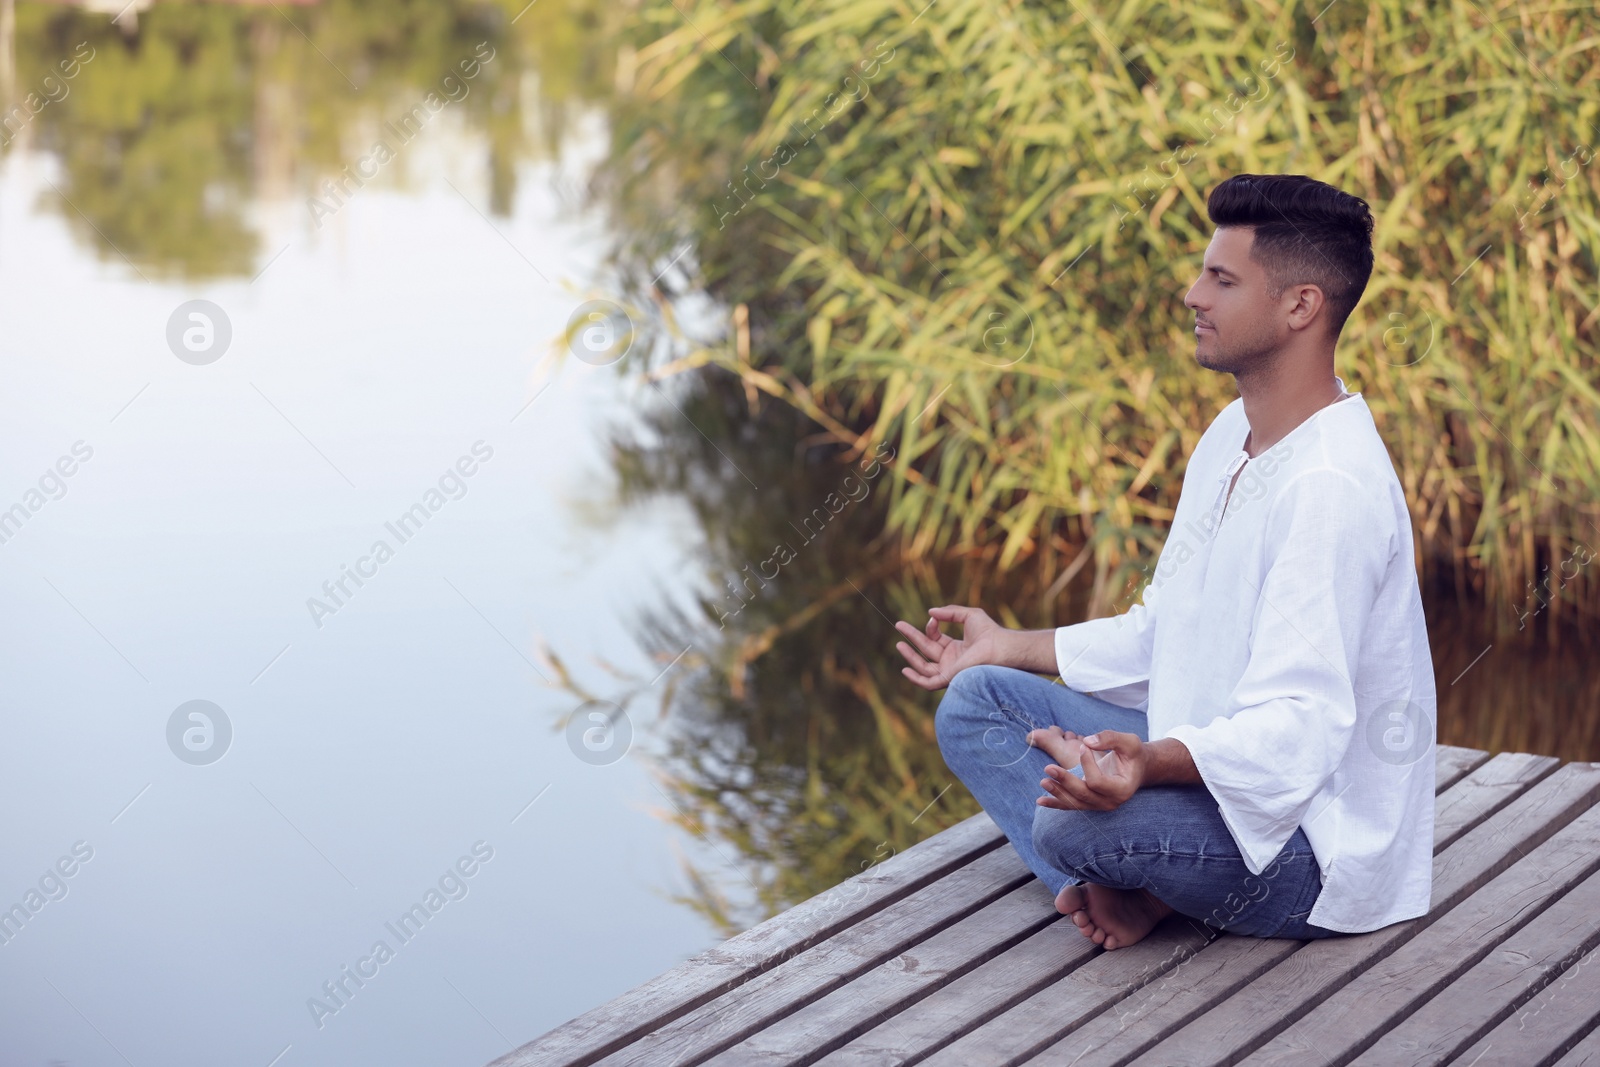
[496,744,1600,1067]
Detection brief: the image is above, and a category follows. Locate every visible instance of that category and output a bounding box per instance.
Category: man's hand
[895,606,1059,690]
[894,605,1004,691]
[1035,730,1148,811]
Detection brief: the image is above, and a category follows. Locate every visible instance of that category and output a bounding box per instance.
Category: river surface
[4,6,1596,1066]
[0,25,729,1065]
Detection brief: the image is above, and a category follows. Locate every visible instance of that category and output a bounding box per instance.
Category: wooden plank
[1433,744,1491,794]
[912,751,1560,1067]
[488,812,1006,1067]
[816,744,1495,1067]
[916,915,1223,1067]
[1239,802,1600,1065]
[701,882,1063,1065]
[592,845,1034,1067]
[1428,935,1600,1067]
[1343,868,1600,1066]
[1553,1025,1600,1066]
[1118,758,1600,1067]
[1432,750,1551,850]
[1016,933,1298,1067]
[810,917,1112,1067]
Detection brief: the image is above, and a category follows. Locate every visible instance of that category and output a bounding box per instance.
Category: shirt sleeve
[1054,571,1162,709]
[1162,466,1394,874]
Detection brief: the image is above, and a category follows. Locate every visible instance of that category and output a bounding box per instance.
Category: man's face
[1183,227,1287,375]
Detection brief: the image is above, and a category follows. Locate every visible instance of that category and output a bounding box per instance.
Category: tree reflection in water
[1,0,607,278]
[551,364,1004,936]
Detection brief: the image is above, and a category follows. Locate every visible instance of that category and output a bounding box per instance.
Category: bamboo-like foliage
[604,0,1600,630]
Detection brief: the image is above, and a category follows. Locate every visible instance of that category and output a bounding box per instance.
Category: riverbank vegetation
[582,0,1600,929]
[600,0,1600,633]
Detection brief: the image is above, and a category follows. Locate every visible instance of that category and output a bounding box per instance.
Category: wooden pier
[494,743,1600,1066]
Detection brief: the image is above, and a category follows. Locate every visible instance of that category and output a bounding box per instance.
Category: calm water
[5,6,1597,1066]
[0,8,734,1065]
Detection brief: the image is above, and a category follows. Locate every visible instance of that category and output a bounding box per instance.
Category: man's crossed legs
[935,665,1343,945]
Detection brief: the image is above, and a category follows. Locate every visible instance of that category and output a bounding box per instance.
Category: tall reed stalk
[603,0,1600,631]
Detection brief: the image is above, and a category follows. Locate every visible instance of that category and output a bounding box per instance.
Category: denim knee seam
[995,700,1049,734]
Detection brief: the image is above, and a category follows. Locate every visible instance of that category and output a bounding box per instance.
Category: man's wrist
[994,627,1058,674]
[1143,737,1202,786]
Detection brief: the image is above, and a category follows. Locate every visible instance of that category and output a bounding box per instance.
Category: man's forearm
[986,627,1197,785]
[993,628,1059,674]
[1143,737,1202,785]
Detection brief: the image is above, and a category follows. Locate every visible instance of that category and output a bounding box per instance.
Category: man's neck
[1236,358,1348,457]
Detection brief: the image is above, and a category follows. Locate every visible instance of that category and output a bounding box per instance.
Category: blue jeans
[935,665,1344,940]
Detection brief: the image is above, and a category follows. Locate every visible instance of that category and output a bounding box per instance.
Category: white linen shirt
[1053,381,1436,933]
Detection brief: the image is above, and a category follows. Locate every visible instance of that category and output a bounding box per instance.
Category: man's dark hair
[1206,174,1375,337]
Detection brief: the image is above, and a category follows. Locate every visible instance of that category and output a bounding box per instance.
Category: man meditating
[894,174,1436,949]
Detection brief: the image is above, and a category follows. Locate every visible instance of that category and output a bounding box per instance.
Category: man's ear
[1285,283,1327,332]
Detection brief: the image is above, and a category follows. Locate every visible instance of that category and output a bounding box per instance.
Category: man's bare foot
[1053,882,1174,950]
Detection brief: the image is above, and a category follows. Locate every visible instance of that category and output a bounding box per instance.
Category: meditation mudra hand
[1026,725,1126,809]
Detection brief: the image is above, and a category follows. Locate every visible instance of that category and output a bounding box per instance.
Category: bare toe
[1079,884,1173,951]
[1054,883,1086,916]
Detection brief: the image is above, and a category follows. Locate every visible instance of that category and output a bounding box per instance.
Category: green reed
[601,0,1600,632]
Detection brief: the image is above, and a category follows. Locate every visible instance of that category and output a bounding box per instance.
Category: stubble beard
[1195,326,1277,377]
